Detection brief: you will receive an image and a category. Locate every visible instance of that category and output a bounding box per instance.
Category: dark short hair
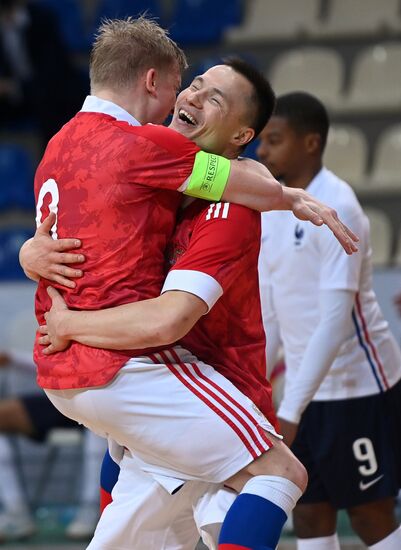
[222,57,276,143]
[274,92,329,151]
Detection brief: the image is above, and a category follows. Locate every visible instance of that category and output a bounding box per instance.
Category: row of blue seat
[43,0,244,51]
[0,225,34,280]
[0,145,35,211]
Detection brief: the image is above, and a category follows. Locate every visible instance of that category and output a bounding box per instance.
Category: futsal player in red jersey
[24,17,356,394]
[28,58,356,548]
[21,17,357,549]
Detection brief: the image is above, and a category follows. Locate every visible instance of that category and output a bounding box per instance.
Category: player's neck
[92,88,144,124]
[285,161,322,190]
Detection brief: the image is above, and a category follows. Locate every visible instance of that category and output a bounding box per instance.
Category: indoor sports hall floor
[1,498,400,548]
[0,507,378,549]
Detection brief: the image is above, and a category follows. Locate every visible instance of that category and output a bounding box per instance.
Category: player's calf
[218,435,307,550]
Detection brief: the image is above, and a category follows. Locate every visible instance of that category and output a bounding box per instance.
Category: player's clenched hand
[19,212,85,289]
[277,417,299,448]
[38,287,71,354]
[283,187,359,255]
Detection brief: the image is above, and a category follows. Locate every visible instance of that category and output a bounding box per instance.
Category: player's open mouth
[178,109,197,126]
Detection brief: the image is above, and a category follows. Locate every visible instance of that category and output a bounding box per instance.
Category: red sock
[218,545,252,550]
[100,487,113,515]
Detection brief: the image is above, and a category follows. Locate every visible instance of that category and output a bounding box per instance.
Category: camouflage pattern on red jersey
[34,113,199,389]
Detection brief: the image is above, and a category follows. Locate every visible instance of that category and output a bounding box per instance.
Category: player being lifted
[21,17,357,550]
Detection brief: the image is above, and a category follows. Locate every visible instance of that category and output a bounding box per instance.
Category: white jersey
[260,168,401,403]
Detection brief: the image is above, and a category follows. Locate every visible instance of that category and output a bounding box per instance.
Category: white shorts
[45,346,277,484]
[88,450,235,550]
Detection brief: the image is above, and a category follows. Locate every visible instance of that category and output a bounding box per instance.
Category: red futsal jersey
[164,200,277,427]
[34,105,200,389]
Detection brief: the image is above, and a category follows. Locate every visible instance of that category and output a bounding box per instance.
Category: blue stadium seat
[42,0,88,52]
[92,0,163,35]
[222,0,244,27]
[0,226,34,281]
[0,145,35,210]
[169,0,231,45]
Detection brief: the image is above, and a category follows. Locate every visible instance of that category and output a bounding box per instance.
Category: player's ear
[233,127,255,148]
[305,132,321,155]
[145,68,157,96]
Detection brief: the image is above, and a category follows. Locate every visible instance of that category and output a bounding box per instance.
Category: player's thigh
[88,451,201,550]
[384,379,401,487]
[293,502,337,538]
[346,497,399,546]
[292,395,399,510]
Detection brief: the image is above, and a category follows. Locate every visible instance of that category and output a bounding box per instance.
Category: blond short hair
[90,16,187,91]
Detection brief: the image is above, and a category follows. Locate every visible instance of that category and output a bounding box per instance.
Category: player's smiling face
[170,65,254,156]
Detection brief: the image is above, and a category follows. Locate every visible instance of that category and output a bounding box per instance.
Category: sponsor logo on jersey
[359,474,384,491]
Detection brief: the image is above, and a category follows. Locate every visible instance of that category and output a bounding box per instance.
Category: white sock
[79,430,106,507]
[369,526,401,550]
[242,475,303,516]
[297,533,340,550]
[0,435,30,515]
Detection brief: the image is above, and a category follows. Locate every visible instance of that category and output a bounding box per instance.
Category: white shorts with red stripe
[45,346,278,484]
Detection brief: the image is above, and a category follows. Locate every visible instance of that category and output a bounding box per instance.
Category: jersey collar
[80,95,141,126]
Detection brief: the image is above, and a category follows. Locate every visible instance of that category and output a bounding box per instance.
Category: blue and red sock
[218,475,302,550]
[99,449,120,514]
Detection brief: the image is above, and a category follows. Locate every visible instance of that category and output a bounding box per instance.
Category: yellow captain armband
[184,151,231,201]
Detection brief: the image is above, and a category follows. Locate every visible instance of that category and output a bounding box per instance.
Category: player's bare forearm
[19,238,40,282]
[223,158,284,212]
[39,288,207,353]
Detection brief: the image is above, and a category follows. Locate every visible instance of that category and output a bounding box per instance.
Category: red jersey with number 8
[34,111,199,389]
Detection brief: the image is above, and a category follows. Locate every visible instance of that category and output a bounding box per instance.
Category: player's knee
[284,454,308,492]
[239,442,308,493]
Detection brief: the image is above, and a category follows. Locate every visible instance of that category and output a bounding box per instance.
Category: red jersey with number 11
[164,200,277,427]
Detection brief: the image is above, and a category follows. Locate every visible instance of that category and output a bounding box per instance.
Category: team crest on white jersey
[206,202,230,221]
[294,223,305,249]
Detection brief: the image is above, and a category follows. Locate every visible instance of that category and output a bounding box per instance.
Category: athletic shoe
[65,503,99,540]
[0,510,36,541]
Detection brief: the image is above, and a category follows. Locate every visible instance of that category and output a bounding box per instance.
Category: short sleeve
[319,200,367,291]
[162,204,260,309]
[123,125,230,199]
[124,124,200,191]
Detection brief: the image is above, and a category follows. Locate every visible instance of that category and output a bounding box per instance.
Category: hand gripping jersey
[34,97,230,390]
[164,200,278,429]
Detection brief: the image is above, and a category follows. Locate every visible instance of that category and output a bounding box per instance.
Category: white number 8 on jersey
[35,179,60,239]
